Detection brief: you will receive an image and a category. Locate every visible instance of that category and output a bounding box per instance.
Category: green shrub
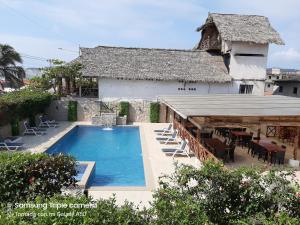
[119,101,129,117]
[0,152,77,203]
[0,89,53,126]
[150,102,160,123]
[10,118,20,136]
[68,100,78,121]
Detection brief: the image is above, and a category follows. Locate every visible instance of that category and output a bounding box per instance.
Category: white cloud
[270,48,300,68]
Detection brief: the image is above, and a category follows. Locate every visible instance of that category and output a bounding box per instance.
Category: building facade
[73,13,284,101]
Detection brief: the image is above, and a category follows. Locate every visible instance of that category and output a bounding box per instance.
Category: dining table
[231,131,252,138]
[204,138,227,152]
[251,139,286,163]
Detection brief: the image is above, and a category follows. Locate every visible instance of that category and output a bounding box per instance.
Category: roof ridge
[209,12,267,18]
[80,45,210,53]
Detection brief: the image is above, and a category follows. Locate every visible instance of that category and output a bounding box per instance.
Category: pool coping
[77,161,96,189]
[37,123,155,191]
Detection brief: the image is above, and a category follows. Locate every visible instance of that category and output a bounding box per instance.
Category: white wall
[98,78,238,101]
[229,42,268,81]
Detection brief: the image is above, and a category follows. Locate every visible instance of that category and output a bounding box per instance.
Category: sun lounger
[171,139,190,158]
[0,141,24,151]
[0,135,22,143]
[23,121,46,136]
[157,130,180,144]
[154,124,172,133]
[161,139,185,152]
[39,115,57,128]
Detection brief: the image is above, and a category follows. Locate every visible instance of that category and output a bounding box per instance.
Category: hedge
[0,152,77,203]
[119,101,129,117]
[150,102,160,123]
[68,100,78,121]
[0,89,53,126]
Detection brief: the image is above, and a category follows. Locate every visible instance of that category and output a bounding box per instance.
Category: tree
[42,59,83,95]
[0,44,25,88]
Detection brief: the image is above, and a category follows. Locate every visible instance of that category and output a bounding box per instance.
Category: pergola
[159,94,300,161]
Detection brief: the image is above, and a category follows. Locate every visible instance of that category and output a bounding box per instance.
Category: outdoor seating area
[159,95,300,168]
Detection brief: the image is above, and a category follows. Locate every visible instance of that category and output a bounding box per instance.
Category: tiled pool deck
[23,122,299,207]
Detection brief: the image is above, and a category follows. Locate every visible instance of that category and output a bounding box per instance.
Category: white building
[74,13,284,101]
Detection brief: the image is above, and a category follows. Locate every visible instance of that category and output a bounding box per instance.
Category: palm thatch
[74,46,231,83]
[197,13,284,45]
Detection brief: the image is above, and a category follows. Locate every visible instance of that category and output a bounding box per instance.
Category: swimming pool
[46,126,145,187]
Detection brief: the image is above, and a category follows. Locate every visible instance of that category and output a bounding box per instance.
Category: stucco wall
[98,78,239,101]
[229,42,268,81]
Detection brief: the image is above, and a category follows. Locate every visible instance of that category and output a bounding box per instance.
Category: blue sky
[0,0,299,69]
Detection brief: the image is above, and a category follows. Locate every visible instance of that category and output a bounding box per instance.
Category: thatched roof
[197,13,284,45]
[74,46,231,83]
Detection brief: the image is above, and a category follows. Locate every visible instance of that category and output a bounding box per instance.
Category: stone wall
[46,97,99,121]
[46,97,153,123]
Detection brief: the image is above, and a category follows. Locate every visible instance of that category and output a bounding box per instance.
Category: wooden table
[204,138,227,152]
[252,140,285,153]
[231,131,252,138]
[252,139,286,163]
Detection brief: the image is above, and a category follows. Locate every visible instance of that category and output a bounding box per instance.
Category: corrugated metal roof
[159,94,300,118]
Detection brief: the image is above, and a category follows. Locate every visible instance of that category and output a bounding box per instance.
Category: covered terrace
[159,94,300,167]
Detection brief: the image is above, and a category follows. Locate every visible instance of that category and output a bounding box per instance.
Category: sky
[0,0,299,69]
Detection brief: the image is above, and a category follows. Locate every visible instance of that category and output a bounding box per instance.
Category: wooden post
[257,124,262,140]
[196,128,201,143]
[165,106,169,123]
[293,127,300,160]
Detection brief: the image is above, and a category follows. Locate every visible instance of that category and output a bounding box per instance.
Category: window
[267,84,271,88]
[279,86,283,93]
[277,76,279,79]
[268,76,271,79]
[239,84,253,94]
[235,53,264,57]
[293,87,298,94]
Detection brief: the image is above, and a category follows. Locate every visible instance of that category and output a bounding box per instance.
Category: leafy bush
[150,102,160,123]
[0,152,77,203]
[119,101,129,117]
[152,161,300,224]
[0,195,149,225]
[68,100,78,121]
[0,89,53,126]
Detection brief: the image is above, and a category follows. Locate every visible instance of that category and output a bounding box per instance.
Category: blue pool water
[46,126,145,186]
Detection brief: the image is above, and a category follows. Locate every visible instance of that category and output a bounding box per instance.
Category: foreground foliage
[0,153,77,203]
[0,155,299,224]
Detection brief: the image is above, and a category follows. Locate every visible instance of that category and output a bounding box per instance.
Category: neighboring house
[73,13,284,101]
[265,68,300,93]
[25,68,43,79]
[274,77,300,97]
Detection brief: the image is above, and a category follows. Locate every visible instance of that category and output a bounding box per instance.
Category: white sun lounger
[23,121,46,136]
[0,141,24,151]
[161,139,185,153]
[154,124,172,133]
[172,139,191,158]
[39,115,57,128]
[156,130,180,144]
